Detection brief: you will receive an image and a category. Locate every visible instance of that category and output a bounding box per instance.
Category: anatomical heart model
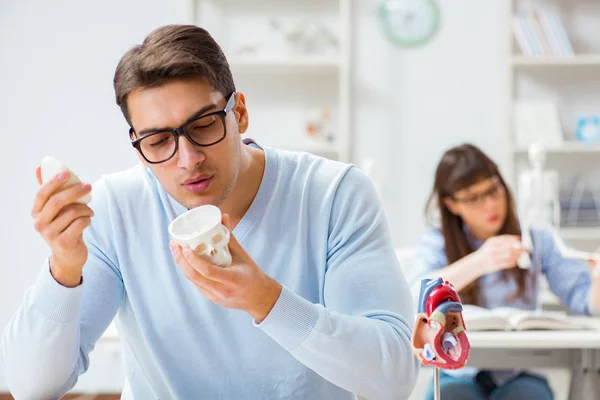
[411,278,470,370]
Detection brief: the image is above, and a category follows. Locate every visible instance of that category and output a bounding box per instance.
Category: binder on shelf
[537,11,563,56]
[545,11,574,56]
[514,13,542,56]
[513,16,534,56]
[526,12,553,56]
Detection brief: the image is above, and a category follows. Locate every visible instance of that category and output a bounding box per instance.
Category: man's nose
[177,135,206,169]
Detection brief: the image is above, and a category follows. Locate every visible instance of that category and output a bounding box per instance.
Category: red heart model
[411,277,470,369]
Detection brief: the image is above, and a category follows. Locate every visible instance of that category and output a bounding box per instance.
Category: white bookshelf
[504,0,600,251]
[192,0,353,163]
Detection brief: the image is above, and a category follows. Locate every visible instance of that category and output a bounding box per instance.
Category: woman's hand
[588,247,600,277]
[476,235,526,274]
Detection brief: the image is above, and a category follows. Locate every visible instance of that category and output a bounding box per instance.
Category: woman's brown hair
[425,144,529,306]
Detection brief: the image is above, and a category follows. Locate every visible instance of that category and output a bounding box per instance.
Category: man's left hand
[170,214,282,323]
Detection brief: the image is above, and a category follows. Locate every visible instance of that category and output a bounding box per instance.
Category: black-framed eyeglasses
[130,92,236,164]
[451,176,505,208]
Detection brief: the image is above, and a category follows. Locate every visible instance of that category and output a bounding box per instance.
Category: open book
[462,305,587,332]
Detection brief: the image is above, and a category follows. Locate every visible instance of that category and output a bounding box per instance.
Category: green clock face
[379,0,440,47]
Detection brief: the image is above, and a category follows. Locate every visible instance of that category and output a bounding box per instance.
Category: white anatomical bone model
[517,144,599,277]
[40,156,92,204]
[516,144,560,269]
[550,229,600,276]
[168,205,232,267]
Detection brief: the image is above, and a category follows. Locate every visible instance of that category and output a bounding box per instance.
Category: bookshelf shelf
[228,56,340,74]
[512,54,600,67]
[514,141,600,154]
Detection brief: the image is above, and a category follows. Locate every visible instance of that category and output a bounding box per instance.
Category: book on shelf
[513,10,573,57]
[462,305,587,332]
[513,14,536,56]
[527,12,553,55]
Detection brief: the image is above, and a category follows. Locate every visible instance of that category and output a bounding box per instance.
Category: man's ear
[443,197,459,216]
[233,92,249,134]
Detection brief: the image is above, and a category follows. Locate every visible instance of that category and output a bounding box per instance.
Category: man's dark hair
[114,24,235,124]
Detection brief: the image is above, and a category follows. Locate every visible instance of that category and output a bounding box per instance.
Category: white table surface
[467,317,600,349]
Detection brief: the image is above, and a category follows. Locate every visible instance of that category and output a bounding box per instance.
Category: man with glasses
[1,25,419,399]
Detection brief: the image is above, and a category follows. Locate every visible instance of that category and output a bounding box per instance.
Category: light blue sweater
[0,141,419,399]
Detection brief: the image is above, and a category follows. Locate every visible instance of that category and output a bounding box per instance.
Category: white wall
[354,0,507,247]
[0,0,192,369]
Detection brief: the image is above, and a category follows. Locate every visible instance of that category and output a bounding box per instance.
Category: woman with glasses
[408,143,600,400]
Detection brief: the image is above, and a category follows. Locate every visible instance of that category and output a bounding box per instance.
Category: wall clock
[379,0,440,47]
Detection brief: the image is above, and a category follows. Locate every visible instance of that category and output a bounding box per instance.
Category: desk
[466,317,600,400]
[98,321,600,399]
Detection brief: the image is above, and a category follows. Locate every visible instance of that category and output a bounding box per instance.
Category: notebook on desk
[462,305,588,332]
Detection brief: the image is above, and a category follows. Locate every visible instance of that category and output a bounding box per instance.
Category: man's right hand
[31,166,94,287]
[477,234,525,275]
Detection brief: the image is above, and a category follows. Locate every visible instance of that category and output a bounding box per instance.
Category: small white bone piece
[40,157,92,204]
